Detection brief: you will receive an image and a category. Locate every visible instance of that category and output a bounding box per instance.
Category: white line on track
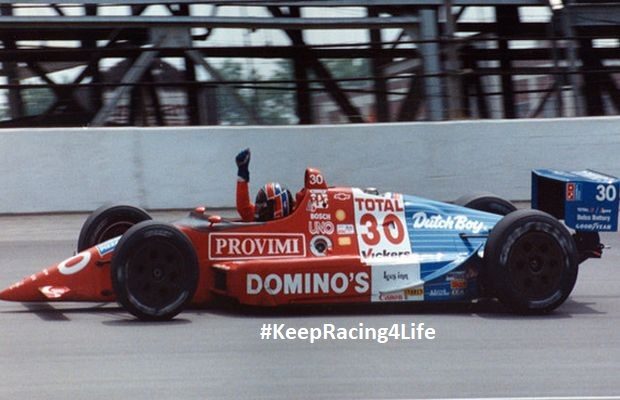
[391,397,620,400]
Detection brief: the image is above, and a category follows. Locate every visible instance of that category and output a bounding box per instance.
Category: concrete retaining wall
[1,117,619,213]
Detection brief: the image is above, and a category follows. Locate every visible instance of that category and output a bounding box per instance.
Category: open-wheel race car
[1,168,618,320]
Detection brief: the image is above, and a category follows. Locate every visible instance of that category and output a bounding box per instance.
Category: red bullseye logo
[58,252,92,276]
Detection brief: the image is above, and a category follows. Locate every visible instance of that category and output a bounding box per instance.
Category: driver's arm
[235,149,255,222]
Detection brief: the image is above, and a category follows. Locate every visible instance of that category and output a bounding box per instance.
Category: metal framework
[1,0,619,126]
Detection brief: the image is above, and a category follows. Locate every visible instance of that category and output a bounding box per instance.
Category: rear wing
[532,169,620,232]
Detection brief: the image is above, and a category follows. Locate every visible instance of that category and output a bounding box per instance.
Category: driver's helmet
[255,182,294,221]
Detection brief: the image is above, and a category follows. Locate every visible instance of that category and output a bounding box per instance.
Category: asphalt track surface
[1,211,620,400]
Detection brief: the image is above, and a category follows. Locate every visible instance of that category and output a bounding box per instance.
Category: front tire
[111,221,199,321]
[484,209,578,314]
[77,204,151,252]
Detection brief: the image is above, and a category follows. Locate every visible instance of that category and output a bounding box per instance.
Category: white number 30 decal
[595,184,617,202]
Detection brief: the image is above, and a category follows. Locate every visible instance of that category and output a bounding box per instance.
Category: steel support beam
[368,7,390,122]
[496,6,518,118]
[285,6,313,124]
[186,50,261,124]
[569,3,620,26]
[0,15,427,30]
[557,4,585,117]
[397,75,424,121]
[91,39,162,126]
[270,6,364,124]
[444,0,463,119]
[579,38,605,116]
[1,4,24,120]
[83,4,102,115]
[417,8,444,121]
[0,0,547,5]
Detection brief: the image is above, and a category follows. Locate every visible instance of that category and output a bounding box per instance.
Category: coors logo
[209,233,306,260]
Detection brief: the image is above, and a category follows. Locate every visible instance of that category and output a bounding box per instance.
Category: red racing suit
[236,180,255,222]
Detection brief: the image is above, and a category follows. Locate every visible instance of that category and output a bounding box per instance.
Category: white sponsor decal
[354,196,404,213]
[411,212,488,234]
[310,213,331,220]
[308,221,335,235]
[428,288,450,297]
[379,292,405,301]
[337,224,355,235]
[362,248,412,258]
[370,261,423,302]
[353,189,412,261]
[58,251,92,276]
[306,190,329,212]
[39,285,70,299]
[247,272,369,296]
[96,236,121,256]
[209,233,306,260]
[310,235,332,257]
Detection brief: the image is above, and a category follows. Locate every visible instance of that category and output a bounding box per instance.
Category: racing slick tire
[484,209,579,314]
[111,221,199,321]
[454,192,516,216]
[77,204,152,252]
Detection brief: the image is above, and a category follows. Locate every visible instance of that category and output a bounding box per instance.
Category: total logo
[247,272,370,295]
[354,197,403,213]
[209,233,305,260]
[411,212,488,234]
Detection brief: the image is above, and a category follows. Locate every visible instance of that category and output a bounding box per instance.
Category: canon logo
[209,233,306,260]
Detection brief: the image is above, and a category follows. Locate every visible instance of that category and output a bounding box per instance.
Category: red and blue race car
[1,167,617,320]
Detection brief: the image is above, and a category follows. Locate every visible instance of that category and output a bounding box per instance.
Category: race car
[1,168,617,321]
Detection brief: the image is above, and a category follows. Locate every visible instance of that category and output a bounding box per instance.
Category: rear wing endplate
[532,169,620,232]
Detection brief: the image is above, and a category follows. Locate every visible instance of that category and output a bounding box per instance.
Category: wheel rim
[125,238,190,312]
[98,221,134,243]
[507,232,565,300]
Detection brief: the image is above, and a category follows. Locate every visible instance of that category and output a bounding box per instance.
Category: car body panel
[1,167,614,310]
[533,169,620,232]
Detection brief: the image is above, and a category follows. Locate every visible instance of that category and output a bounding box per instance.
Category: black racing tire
[77,204,151,252]
[454,192,517,216]
[111,221,199,321]
[484,209,578,314]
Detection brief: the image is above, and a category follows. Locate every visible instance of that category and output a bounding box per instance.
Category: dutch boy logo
[411,212,487,234]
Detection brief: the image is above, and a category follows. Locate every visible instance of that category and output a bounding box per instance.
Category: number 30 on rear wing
[532,169,620,260]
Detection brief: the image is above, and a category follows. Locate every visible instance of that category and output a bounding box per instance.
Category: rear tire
[111,221,199,321]
[78,204,151,252]
[484,209,578,314]
[454,192,516,216]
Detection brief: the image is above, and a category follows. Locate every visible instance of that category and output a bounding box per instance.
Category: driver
[235,148,295,222]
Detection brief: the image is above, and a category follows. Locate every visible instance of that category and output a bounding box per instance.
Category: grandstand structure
[0,0,619,126]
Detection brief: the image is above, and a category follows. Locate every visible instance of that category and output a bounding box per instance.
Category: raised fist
[236,148,251,181]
